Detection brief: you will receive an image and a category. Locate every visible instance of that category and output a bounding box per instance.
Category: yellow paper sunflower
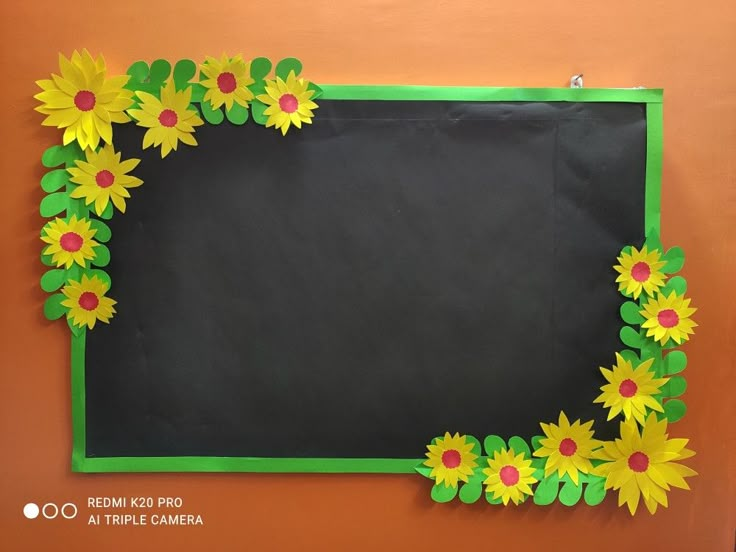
[593,414,696,515]
[533,411,602,484]
[483,448,537,505]
[128,79,204,158]
[61,274,117,329]
[594,353,668,425]
[256,70,318,135]
[34,50,133,150]
[200,54,254,110]
[423,432,479,488]
[41,215,99,269]
[640,291,697,345]
[67,144,143,215]
[613,245,667,299]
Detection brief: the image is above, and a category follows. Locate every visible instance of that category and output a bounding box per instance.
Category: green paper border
[70,86,663,473]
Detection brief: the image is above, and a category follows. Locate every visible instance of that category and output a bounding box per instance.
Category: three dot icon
[23,502,77,519]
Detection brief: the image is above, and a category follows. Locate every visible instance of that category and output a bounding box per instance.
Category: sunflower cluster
[35,50,321,331]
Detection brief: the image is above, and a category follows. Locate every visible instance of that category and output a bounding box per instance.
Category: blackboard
[84,99,646,464]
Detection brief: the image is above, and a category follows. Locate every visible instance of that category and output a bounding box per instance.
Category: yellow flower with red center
[483,448,537,505]
[594,353,668,425]
[533,411,602,484]
[41,215,99,269]
[128,79,204,158]
[256,70,318,135]
[613,245,667,299]
[200,54,254,111]
[640,291,697,345]
[61,274,117,329]
[423,432,479,488]
[593,414,696,515]
[67,144,143,215]
[34,50,133,150]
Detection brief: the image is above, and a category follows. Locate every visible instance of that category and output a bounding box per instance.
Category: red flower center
[618,378,638,398]
[441,449,461,469]
[279,93,298,113]
[558,437,578,457]
[628,451,649,473]
[95,170,115,188]
[499,465,520,486]
[74,90,96,112]
[59,232,83,252]
[78,291,99,311]
[158,109,178,128]
[217,72,237,93]
[631,261,651,282]
[657,308,679,328]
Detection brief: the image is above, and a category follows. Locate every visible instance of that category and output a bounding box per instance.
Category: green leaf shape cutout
[43,293,67,320]
[483,435,506,456]
[661,276,687,297]
[415,463,432,478]
[88,219,111,242]
[583,476,607,506]
[250,57,272,80]
[558,479,583,506]
[620,301,645,325]
[662,246,685,274]
[664,350,687,375]
[485,492,503,505]
[663,376,687,398]
[251,100,268,125]
[458,471,485,504]
[663,399,686,423]
[533,473,559,506]
[226,102,249,125]
[98,202,114,220]
[42,143,84,168]
[430,483,457,503]
[173,59,197,90]
[620,326,643,349]
[507,436,531,457]
[40,269,67,292]
[149,59,172,85]
[40,192,69,218]
[275,57,302,80]
[618,349,640,364]
[201,101,225,125]
[91,244,110,267]
[41,169,70,193]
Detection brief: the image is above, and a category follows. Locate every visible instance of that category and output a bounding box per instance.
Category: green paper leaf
[507,436,531,457]
[40,251,54,267]
[307,81,323,100]
[415,463,432,478]
[430,483,457,503]
[662,246,685,274]
[42,143,83,168]
[189,83,205,103]
[533,473,559,506]
[464,435,482,456]
[458,481,483,504]
[620,301,645,325]
[41,169,70,193]
[126,60,149,84]
[275,57,302,80]
[226,102,249,125]
[618,349,640,364]
[558,479,583,506]
[483,435,506,456]
[644,231,663,253]
[149,59,172,86]
[86,269,111,290]
[98,202,114,220]
[661,276,687,297]
[201,101,225,125]
[251,100,268,125]
[620,326,643,349]
[530,435,544,452]
[40,269,67,292]
[485,492,503,505]
[663,399,686,423]
[663,376,687,398]
[250,57,272,80]
[40,192,69,218]
[583,476,607,506]
[43,293,67,320]
[91,243,110,267]
[89,219,111,242]
[173,59,197,90]
[664,350,687,375]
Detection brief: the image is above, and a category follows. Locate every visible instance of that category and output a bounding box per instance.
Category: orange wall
[1,1,734,550]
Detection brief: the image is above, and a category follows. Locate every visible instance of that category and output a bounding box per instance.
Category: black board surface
[85,100,646,458]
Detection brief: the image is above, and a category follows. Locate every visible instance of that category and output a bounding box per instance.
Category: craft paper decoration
[36,51,697,516]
